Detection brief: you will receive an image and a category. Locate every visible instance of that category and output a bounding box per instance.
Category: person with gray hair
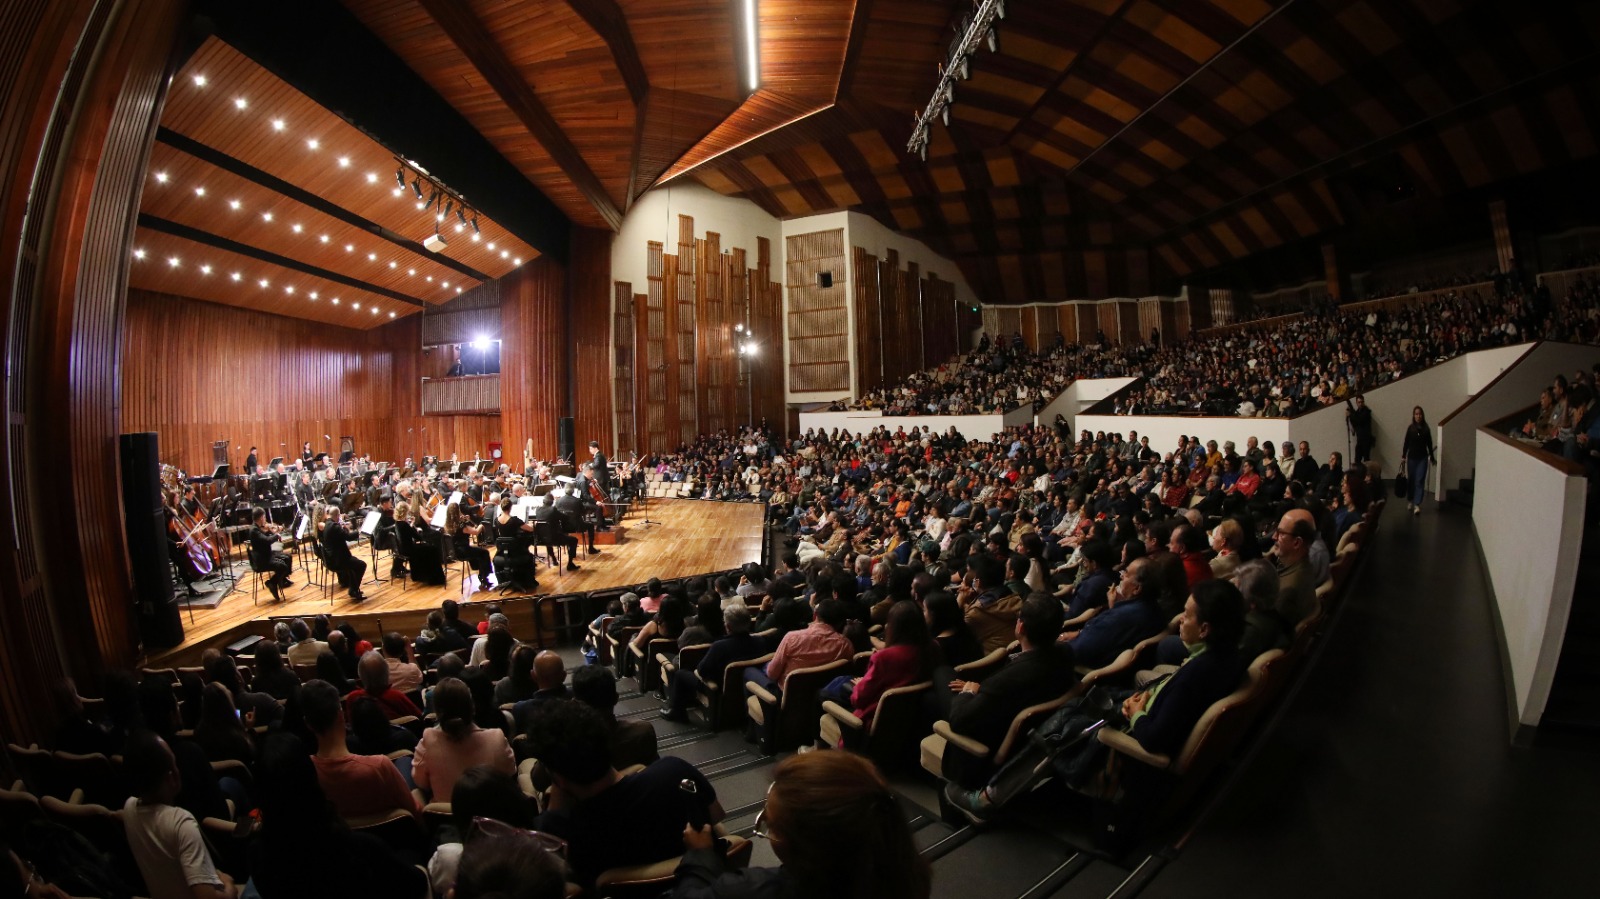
[286,618,329,668]
[659,602,767,722]
[468,612,514,667]
[1234,559,1291,659]
[345,650,423,720]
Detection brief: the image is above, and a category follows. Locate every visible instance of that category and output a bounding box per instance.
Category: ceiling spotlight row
[907,0,1008,161]
[131,247,399,318]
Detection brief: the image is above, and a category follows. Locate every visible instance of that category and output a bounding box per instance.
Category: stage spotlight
[986,28,997,52]
[395,166,405,188]
[411,178,424,200]
[471,215,480,235]
[456,206,470,226]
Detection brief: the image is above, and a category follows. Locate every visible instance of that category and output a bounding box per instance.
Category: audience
[300,679,419,820]
[413,677,516,804]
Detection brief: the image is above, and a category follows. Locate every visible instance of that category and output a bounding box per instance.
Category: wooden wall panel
[675,216,698,444]
[920,274,956,372]
[500,257,567,458]
[694,229,729,436]
[1096,303,1120,344]
[853,246,883,395]
[750,238,784,434]
[1118,301,1139,344]
[385,313,501,464]
[570,227,615,454]
[613,282,635,454]
[785,229,849,392]
[1077,304,1098,344]
[1020,306,1039,352]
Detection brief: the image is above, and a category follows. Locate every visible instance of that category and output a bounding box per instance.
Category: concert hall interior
[3,1,1600,897]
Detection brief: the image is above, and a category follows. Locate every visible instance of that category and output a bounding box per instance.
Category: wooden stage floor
[147,499,765,667]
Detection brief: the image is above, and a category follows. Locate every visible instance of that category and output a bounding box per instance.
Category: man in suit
[943,594,1075,788]
[538,491,582,570]
[588,440,610,496]
[555,485,600,555]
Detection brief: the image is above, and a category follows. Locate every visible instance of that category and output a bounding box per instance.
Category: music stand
[340,493,365,514]
[210,464,230,480]
[269,457,283,467]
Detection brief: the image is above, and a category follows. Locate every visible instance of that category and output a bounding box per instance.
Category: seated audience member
[449,829,568,899]
[1059,558,1167,670]
[678,593,727,648]
[1235,559,1293,659]
[247,734,428,898]
[944,595,1075,788]
[746,598,854,698]
[193,682,256,768]
[1271,513,1320,628]
[51,677,113,756]
[251,643,300,701]
[630,594,690,656]
[415,610,470,658]
[427,765,543,896]
[346,695,420,757]
[512,651,572,730]
[1169,524,1213,589]
[959,557,1023,653]
[946,579,1248,829]
[662,604,770,722]
[528,700,722,889]
[494,645,538,706]
[1208,519,1245,579]
[345,651,424,720]
[300,679,419,820]
[607,593,651,642]
[821,600,934,725]
[924,591,983,722]
[121,730,239,899]
[1281,507,1331,586]
[1059,541,1115,623]
[381,632,423,695]
[669,751,930,899]
[413,677,516,804]
[442,599,480,644]
[470,616,516,671]
[315,650,357,696]
[284,618,328,668]
[571,665,660,770]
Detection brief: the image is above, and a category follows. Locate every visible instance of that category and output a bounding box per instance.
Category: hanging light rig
[907,0,1009,162]
[395,158,481,250]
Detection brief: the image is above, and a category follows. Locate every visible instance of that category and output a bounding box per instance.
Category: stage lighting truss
[394,158,480,251]
[907,0,1008,161]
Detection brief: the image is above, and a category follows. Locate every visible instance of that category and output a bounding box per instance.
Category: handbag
[1393,468,1409,498]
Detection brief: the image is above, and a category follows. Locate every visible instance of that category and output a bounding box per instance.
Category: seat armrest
[931,720,990,758]
[820,701,864,730]
[655,652,674,668]
[696,672,717,691]
[1096,728,1170,769]
[745,681,778,704]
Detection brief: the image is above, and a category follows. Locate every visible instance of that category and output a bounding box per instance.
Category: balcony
[421,374,500,415]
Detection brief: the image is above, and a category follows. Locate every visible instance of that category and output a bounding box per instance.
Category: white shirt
[123,797,221,899]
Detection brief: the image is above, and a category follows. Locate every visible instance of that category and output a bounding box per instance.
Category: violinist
[320,505,367,602]
[494,497,538,591]
[395,501,447,586]
[248,507,293,602]
[445,502,492,591]
[375,495,404,578]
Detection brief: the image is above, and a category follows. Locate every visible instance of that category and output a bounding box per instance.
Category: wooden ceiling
[327,0,1600,303]
[132,37,539,329]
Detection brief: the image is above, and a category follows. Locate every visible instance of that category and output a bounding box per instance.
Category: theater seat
[696,652,773,731]
[818,680,932,768]
[745,659,849,754]
[593,829,751,899]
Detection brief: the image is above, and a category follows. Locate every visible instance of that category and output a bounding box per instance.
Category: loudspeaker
[120,432,184,650]
[558,417,575,462]
[818,271,833,289]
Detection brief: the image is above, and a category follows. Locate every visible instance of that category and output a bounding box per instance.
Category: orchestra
[154,438,641,607]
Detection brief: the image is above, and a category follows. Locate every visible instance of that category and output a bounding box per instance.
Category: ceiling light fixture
[307,138,320,150]
[229,199,241,210]
[154,171,168,183]
[167,256,179,267]
[907,0,1007,160]
[345,244,354,252]
[271,118,285,131]
[411,178,424,200]
[352,303,360,310]
[259,278,269,288]
[285,285,295,294]
[743,0,761,92]
[231,272,242,281]
[262,212,273,222]
[332,297,340,304]
[192,74,207,87]
[200,264,212,274]
[292,223,303,233]
[234,97,247,109]
[320,234,329,243]
[310,291,318,299]
[133,248,146,259]
[389,312,396,318]
[367,253,377,261]
[194,186,205,196]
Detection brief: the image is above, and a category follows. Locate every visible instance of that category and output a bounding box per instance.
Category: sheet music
[360,510,382,536]
[296,515,311,541]
[514,498,537,520]
[431,504,449,527]
[449,491,464,506]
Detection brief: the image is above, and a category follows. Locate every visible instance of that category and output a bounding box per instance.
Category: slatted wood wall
[785,229,849,392]
[122,291,500,474]
[616,226,782,453]
[500,257,568,458]
[570,227,615,454]
[880,251,922,385]
[851,245,883,396]
[613,283,635,454]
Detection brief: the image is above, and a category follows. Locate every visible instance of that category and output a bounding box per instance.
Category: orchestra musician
[301,441,314,466]
[554,485,600,555]
[245,446,259,475]
[319,505,367,602]
[394,501,447,586]
[494,497,539,591]
[248,506,293,602]
[445,501,493,591]
[374,495,403,578]
[534,492,580,571]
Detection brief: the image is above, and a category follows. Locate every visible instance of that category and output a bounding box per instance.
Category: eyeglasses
[471,817,568,858]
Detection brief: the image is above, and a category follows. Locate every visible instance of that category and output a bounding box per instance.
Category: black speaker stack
[120,432,184,650]
[558,416,575,461]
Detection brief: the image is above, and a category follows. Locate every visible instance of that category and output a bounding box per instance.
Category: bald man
[512,650,571,730]
[1269,512,1319,629]
[1280,507,1330,586]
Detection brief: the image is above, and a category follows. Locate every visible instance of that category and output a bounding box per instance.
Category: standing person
[1400,405,1435,515]
[588,440,610,497]
[1347,394,1374,464]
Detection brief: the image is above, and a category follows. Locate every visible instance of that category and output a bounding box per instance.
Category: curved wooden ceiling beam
[562,0,649,106]
[415,0,623,230]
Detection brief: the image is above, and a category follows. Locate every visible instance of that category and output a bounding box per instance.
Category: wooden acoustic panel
[500,257,568,459]
[748,237,785,435]
[851,245,882,395]
[613,282,636,454]
[785,229,848,392]
[570,227,615,456]
[141,142,473,302]
[921,274,957,368]
[160,38,537,276]
[128,227,419,329]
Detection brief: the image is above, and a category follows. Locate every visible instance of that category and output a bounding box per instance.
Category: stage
[146,498,766,668]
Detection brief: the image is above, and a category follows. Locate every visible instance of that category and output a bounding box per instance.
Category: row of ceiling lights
[131,246,399,319]
[184,72,525,268]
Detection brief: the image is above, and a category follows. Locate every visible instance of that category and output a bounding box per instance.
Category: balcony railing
[421,374,500,415]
